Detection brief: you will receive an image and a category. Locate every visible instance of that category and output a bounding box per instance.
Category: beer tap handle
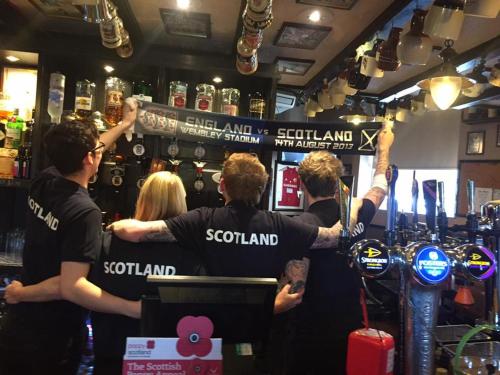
[467,179,475,215]
[466,179,479,240]
[438,181,445,214]
[385,165,398,246]
[437,181,448,244]
[423,179,437,239]
[411,170,419,229]
[338,175,354,255]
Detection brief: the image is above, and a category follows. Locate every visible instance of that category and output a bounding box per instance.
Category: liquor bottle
[116,24,133,58]
[5,116,23,149]
[248,91,266,119]
[133,80,153,102]
[13,148,21,178]
[168,81,188,108]
[47,72,65,124]
[0,121,5,148]
[21,118,33,179]
[104,77,130,126]
[75,80,96,119]
[100,0,122,49]
[221,88,240,116]
[195,84,215,112]
[22,146,31,179]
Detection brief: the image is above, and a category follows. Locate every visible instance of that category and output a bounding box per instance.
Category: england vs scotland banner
[135,101,381,155]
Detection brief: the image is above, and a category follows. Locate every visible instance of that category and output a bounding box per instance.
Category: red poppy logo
[176,316,214,357]
[146,340,155,349]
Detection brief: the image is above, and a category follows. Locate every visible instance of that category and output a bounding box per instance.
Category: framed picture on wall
[497,124,500,147]
[274,57,315,76]
[274,22,331,50]
[272,162,304,211]
[466,131,485,155]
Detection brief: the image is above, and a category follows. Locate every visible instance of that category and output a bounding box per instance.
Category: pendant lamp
[397,9,433,66]
[423,0,465,41]
[417,40,475,110]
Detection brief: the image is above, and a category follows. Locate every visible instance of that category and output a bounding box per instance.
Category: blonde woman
[91,172,204,374]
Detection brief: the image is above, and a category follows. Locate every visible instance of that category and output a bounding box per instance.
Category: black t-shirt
[11,167,101,331]
[295,198,376,317]
[165,200,318,278]
[90,232,204,359]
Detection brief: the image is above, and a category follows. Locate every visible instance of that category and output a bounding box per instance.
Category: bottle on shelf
[195,84,215,112]
[75,79,96,119]
[99,0,122,49]
[0,121,5,148]
[168,81,188,108]
[5,115,23,149]
[104,77,131,127]
[133,80,153,102]
[20,116,33,179]
[248,91,266,119]
[47,72,65,124]
[221,88,240,116]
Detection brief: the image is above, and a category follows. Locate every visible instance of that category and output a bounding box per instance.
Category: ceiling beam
[303,0,414,97]
[378,35,500,100]
[452,87,500,110]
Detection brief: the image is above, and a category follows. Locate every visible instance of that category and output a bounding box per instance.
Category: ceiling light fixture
[6,55,20,62]
[104,65,115,73]
[212,76,222,84]
[177,0,190,10]
[339,99,383,124]
[308,10,321,23]
[417,40,475,110]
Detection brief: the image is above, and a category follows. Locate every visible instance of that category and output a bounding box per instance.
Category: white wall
[390,109,461,168]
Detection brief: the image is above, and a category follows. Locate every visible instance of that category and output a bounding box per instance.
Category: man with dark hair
[0,100,141,375]
[286,123,394,374]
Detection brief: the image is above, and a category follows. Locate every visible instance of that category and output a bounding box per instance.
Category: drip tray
[443,342,500,374]
[436,324,491,345]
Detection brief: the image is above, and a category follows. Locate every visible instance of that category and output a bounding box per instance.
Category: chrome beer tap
[349,169,496,375]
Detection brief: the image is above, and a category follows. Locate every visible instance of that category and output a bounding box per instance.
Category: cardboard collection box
[0,147,18,179]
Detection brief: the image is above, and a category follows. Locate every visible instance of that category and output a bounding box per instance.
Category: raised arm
[5,277,61,304]
[99,98,138,152]
[108,219,177,242]
[364,122,394,209]
[310,198,362,249]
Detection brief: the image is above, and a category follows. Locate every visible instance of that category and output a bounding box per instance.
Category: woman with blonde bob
[90,172,204,374]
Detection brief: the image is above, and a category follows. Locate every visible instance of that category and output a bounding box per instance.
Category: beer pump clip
[193,161,207,192]
[338,175,354,255]
[167,138,182,175]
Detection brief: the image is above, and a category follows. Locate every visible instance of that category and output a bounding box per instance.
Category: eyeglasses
[90,141,106,154]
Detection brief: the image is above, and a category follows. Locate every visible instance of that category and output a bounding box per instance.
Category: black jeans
[0,312,85,375]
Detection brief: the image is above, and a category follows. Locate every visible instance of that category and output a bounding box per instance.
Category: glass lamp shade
[424,91,439,111]
[429,76,462,110]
